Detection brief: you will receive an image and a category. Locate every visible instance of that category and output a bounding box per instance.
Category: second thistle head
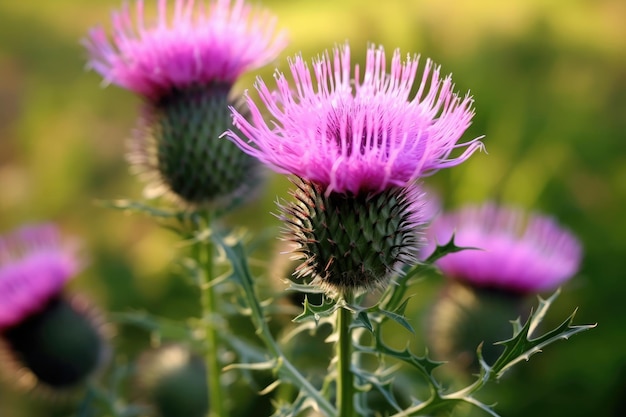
[84,0,288,209]
[225,44,483,296]
[423,203,583,369]
[0,224,108,391]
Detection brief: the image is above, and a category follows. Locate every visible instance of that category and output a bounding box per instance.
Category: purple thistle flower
[425,203,583,293]
[225,43,483,195]
[0,224,80,330]
[84,0,288,101]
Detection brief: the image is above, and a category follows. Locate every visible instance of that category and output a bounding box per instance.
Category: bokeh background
[0,0,624,416]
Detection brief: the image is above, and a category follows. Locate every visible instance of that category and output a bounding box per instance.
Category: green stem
[211,232,336,416]
[196,211,227,417]
[245,280,336,417]
[336,297,355,417]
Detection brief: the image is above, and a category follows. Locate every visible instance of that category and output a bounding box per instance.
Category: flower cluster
[23,1,587,416]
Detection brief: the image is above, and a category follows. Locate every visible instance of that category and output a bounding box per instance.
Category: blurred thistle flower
[225,44,482,295]
[425,202,583,293]
[135,344,208,417]
[84,0,288,208]
[84,0,287,101]
[425,203,582,371]
[0,224,107,390]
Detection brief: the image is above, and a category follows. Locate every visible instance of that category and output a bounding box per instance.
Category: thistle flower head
[84,0,288,101]
[0,225,107,390]
[226,43,483,195]
[426,203,583,293]
[85,0,286,208]
[0,224,79,330]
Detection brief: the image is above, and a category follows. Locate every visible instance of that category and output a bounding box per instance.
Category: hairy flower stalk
[84,0,287,207]
[424,203,583,371]
[226,43,482,414]
[0,224,107,391]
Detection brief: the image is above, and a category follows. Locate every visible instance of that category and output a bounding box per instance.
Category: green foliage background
[0,0,624,416]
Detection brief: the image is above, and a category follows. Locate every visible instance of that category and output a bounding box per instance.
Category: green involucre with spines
[3,296,106,389]
[280,180,426,294]
[131,84,261,208]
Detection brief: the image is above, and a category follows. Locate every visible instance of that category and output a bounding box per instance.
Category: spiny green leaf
[356,333,444,382]
[354,367,403,413]
[293,296,338,324]
[353,310,374,332]
[490,290,596,379]
[393,297,411,317]
[377,307,415,334]
[424,234,479,264]
[389,390,500,417]
[360,298,415,334]
[377,344,443,381]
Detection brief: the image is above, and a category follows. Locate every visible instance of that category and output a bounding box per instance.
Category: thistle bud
[135,344,208,417]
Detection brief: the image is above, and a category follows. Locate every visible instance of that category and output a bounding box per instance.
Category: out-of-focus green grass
[0,0,624,416]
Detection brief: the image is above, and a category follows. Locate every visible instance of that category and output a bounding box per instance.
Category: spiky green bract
[279,179,426,295]
[2,296,106,389]
[129,84,261,208]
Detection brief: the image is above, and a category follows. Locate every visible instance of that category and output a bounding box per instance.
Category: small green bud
[135,344,208,417]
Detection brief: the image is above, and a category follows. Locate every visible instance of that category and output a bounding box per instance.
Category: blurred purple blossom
[425,203,582,293]
[84,0,287,101]
[0,224,80,330]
